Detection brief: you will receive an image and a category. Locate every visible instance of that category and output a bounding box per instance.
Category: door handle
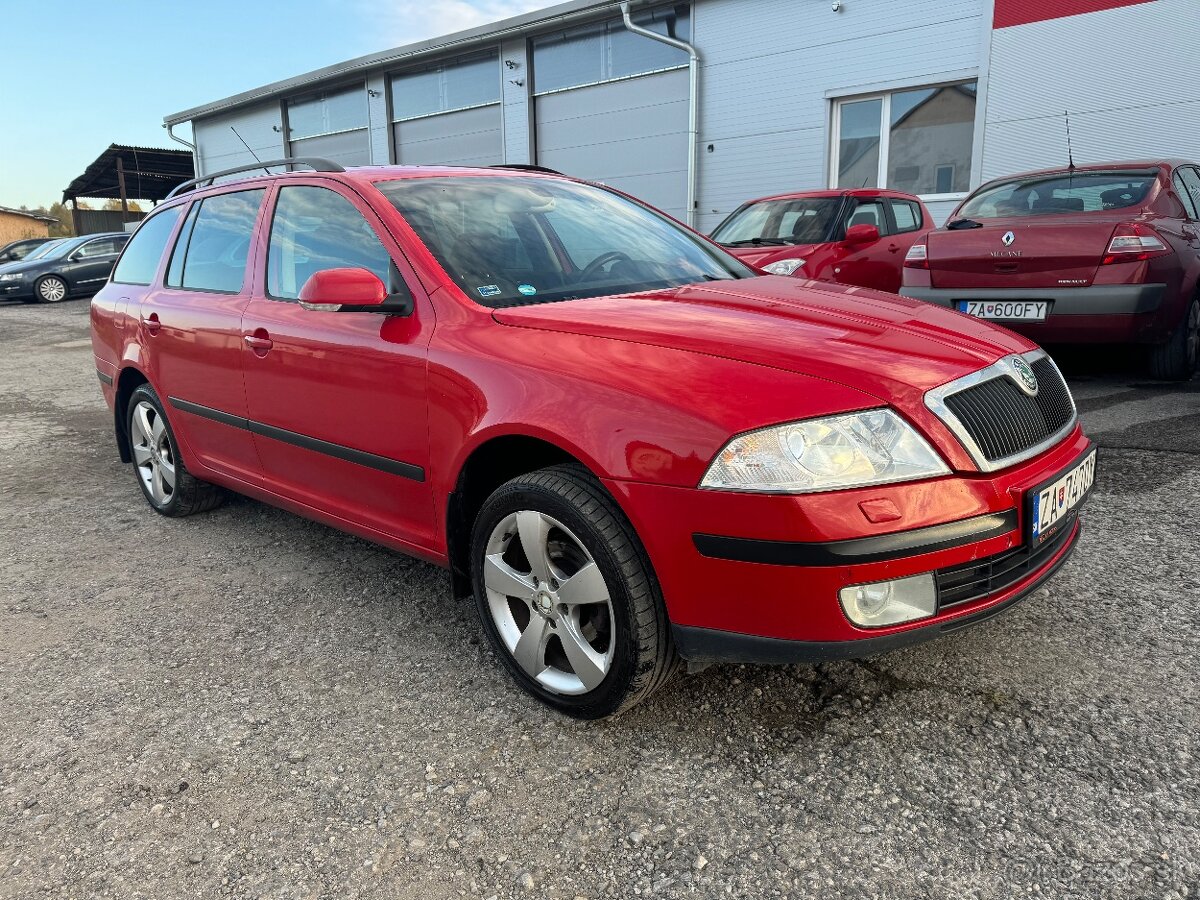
[142,312,161,335]
[888,243,901,253]
[244,330,273,354]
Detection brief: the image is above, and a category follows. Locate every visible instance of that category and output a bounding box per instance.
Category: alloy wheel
[482,510,615,695]
[130,400,177,505]
[38,277,67,303]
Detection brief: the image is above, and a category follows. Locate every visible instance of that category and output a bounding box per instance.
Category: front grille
[942,357,1074,464]
[936,515,1077,610]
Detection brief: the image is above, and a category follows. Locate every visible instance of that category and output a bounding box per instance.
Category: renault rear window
[958,170,1158,219]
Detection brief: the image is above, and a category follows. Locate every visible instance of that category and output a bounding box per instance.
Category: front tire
[470,465,678,718]
[1148,296,1199,381]
[34,275,68,304]
[126,385,225,517]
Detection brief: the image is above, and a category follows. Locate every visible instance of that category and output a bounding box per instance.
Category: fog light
[839,573,937,628]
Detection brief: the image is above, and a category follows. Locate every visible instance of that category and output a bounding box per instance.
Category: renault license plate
[957,300,1049,321]
[1027,448,1097,547]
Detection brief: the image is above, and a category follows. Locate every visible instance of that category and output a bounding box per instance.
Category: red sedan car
[902,160,1200,380]
[91,161,1094,718]
[711,189,933,293]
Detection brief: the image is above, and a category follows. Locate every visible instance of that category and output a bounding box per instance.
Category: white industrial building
[164,0,1199,230]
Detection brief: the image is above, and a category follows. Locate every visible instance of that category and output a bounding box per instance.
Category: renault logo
[1010,356,1039,396]
[1002,231,1016,247]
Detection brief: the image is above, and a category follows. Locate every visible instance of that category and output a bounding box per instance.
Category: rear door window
[166,189,265,294]
[112,207,183,286]
[1176,168,1200,220]
[266,185,394,300]
[889,199,922,233]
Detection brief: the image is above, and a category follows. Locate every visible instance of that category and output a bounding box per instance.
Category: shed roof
[0,206,57,224]
[62,144,196,204]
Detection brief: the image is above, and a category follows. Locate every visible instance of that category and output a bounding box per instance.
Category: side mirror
[843,223,880,244]
[298,267,388,309]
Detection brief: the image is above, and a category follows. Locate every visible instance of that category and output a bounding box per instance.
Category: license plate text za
[1031,451,1096,545]
[957,300,1048,321]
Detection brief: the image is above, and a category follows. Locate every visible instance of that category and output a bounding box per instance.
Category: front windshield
[375,176,752,308]
[24,240,63,261]
[957,171,1157,219]
[711,197,842,246]
[36,237,87,260]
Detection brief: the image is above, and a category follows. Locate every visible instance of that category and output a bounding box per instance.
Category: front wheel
[34,275,68,303]
[1148,296,1199,381]
[470,465,678,718]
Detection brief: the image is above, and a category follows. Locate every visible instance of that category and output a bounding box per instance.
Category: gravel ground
[1,299,1197,900]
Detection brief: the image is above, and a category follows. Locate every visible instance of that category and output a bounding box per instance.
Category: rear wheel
[126,385,225,517]
[470,464,678,718]
[34,275,68,304]
[1148,296,1199,381]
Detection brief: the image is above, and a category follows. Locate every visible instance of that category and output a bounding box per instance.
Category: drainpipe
[620,1,700,229]
[164,121,196,152]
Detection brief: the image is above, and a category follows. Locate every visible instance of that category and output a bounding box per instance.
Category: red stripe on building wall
[994,0,1156,28]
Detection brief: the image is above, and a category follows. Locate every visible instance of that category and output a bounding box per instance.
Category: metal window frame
[387,48,503,124]
[284,81,370,143]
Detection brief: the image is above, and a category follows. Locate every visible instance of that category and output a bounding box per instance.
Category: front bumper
[900,283,1167,343]
[603,427,1092,659]
[0,281,33,300]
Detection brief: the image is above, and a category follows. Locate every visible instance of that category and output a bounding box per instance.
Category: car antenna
[1064,110,1076,173]
[230,126,271,175]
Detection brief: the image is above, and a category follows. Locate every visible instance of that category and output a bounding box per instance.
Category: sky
[0,0,547,211]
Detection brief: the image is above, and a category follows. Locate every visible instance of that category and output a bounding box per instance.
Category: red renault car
[711,189,932,293]
[91,160,1095,718]
[902,160,1200,380]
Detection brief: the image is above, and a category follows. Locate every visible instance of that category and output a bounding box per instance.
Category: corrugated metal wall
[693,0,986,232]
[193,101,285,176]
[535,70,690,221]
[393,106,504,166]
[982,0,1197,180]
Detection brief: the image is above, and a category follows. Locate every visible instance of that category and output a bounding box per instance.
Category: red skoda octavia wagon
[90,160,1096,718]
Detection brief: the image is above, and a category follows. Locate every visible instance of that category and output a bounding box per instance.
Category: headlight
[700,409,949,493]
[0,273,23,282]
[762,259,804,276]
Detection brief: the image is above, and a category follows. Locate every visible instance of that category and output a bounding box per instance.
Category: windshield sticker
[476,285,502,298]
[517,284,537,296]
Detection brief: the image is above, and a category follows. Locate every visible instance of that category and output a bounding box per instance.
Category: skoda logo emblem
[1011,356,1039,396]
[1002,231,1016,247]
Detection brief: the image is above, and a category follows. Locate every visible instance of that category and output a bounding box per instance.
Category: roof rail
[166,157,345,199]
[489,164,563,176]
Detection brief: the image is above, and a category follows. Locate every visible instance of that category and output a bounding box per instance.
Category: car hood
[724,243,822,269]
[492,275,1034,411]
[0,258,50,275]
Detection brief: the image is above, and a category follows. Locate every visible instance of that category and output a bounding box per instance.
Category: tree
[102,198,143,212]
[41,202,76,237]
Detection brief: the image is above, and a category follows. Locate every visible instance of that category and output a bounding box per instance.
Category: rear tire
[34,275,68,304]
[1148,296,1199,381]
[470,464,679,718]
[126,384,225,517]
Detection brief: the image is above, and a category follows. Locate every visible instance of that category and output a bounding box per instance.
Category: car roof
[738,188,924,206]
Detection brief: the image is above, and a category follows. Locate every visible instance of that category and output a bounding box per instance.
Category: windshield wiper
[946,218,983,230]
[722,238,792,247]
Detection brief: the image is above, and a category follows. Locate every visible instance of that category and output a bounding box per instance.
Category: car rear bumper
[603,427,1092,661]
[900,283,1168,342]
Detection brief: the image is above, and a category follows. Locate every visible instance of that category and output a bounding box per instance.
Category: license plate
[957,300,1049,321]
[1027,448,1097,547]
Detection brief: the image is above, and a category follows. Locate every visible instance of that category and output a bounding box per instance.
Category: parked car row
[0,232,129,303]
[0,236,52,263]
[91,158,1098,717]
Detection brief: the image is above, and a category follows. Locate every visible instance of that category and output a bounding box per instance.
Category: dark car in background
[901,160,1200,380]
[0,232,129,303]
[0,237,51,264]
[711,189,932,294]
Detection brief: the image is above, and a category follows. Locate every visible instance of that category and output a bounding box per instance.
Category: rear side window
[166,189,264,294]
[1176,168,1200,219]
[77,237,125,259]
[112,207,183,285]
[959,171,1157,218]
[266,186,393,300]
[889,199,922,233]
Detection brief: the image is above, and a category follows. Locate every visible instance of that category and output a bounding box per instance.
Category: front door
[64,235,126,294]
[239,181,438,550]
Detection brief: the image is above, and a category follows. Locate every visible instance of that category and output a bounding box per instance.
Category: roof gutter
[164,122,196,152]
[620,1,699,228]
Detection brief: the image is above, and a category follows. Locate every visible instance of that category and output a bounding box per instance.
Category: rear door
[139,188,267,485]
[239,181,437,549]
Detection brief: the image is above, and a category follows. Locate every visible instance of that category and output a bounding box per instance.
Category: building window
[390,51,501,121]
[832,81,977,196]
[532,4,690,95]
[287,85,367,139]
